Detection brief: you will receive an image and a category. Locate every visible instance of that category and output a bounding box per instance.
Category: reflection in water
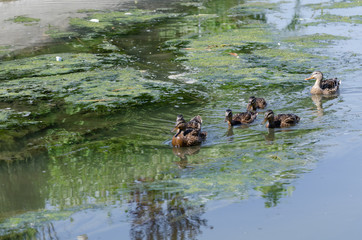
[172,146,201,168]
[0,222,58,240]
[0,156,48,219]
[77,234,89,240]
[257,182,290,208]
[264,128,275,142]
[40,223,59,240]
[286,0,300,31]
[311,94,324,117]
[311,94,339,117]
[225,124,250,143]
[225,126,235,143]
[225,126,234,137]
[129,189,207,240]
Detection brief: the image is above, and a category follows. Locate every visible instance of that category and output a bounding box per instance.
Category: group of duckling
[172,71,341,147]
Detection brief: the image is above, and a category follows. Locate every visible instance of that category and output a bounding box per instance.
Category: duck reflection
[129,189,208,239]
[264,128,275,142]
[311,94,324,117]
[226,126,234,137]
[225,124,250,143]
[311,94,339,117]
[172,145,201,168]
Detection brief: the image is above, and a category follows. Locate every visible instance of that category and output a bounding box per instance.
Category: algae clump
[9,15,40,24]
[69,9,178,34]
[284,33,350,48]
[316,14,362,24]
[45,28,80,39]
[306,0,362,10]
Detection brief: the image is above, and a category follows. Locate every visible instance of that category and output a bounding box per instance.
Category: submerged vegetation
[8,15,40,24]
[306,0,362,10]
[69,9,179,35]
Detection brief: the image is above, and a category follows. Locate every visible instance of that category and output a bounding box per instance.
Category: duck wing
[256,98,267,108]
[321,78,340,89]
[275,114,300,125]
[186,115,203,130]
[189,115,203,124]
[233,111,258,123]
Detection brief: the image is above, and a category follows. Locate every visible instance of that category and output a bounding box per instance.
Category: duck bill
[305,76,314,80]
[174,129,181,137]
[171,127,177,132]
[246,104,252,111]
[261,118,267,125]
[224,116,230,122]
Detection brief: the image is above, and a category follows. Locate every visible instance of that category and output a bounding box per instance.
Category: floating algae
[306,0,362,10]
[0,67,165,110]
[0,53,124,80]
[45,27,80,39]
[8,15,40,24]
[170,22,324,85]
[284,33,350,48]
[228,1,280,15]
[69,9,179,35]
[0,51,173,147]
[316,13,362,24]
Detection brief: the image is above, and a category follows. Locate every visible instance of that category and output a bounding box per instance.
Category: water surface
[1,0,362,239]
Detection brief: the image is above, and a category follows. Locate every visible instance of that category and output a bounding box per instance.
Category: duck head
[224,109,233,123]
[246,96,257,111]
[176,114,186,124]
[305,71,323,81]
[262,109,274,125]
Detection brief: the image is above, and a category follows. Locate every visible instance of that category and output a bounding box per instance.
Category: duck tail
[200,131,207,140]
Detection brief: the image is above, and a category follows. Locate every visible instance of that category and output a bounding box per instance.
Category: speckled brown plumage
[176,114,202,130]
[246,96,267,111]
[225,109,258,126]
[305,71,341,95]
[172,115,207,147]
[262,110,300,128]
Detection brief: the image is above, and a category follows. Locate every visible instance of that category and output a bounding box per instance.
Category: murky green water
[1,0,362,239]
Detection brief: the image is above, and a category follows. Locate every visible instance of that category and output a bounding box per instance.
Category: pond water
[1,0,362,239]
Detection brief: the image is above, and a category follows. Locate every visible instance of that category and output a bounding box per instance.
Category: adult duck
[305,71,341,94]
[225,109,258,126]
[172,115,207,147]
[262,110,300,128]
[246,96,267,111]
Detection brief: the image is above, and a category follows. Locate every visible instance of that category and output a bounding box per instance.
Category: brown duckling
[172,115,207,147]
[305,71,341,94]
[262,110,300,128]
[246,96,267,111]
[225,109,258,126]
[176,114,202,130]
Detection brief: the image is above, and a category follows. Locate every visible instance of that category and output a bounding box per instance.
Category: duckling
[225,109,258,126]
[262,110,300,128]
[172,115,207,147]
[176,114,202,130]
[305,71,341,94]
[246,96,267,111]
